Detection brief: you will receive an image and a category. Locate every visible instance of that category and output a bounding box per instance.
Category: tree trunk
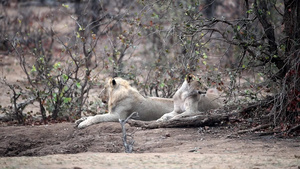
[254,0,286,79]
[283,0,300,55]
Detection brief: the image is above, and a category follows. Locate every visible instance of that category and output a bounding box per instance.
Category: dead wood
[128,114,230,129]
[257,131,280,136]
[287,124,300,134]
[237,98,272,117]
[237,123,272,134]
[119,112,138,153]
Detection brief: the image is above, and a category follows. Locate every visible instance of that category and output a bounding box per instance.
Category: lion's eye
[198,91,206,95]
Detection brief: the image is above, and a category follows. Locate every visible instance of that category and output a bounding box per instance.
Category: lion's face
[100,85,109,104]
[188,80,207,97]
[99,78,115,104]
[186,74,208,95]
[99,77,131,104]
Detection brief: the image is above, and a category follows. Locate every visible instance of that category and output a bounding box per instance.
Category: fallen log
[128,114,230,129]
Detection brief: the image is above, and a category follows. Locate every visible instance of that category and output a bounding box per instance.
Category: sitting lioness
[157,74,223,121]
[75,77,174,129]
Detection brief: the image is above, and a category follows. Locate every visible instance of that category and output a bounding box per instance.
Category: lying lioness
[75,77,174,129]
[157,74,222,121]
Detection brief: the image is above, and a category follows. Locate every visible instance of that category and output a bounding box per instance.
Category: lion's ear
[112,79,117,86]
[187,74,193,83]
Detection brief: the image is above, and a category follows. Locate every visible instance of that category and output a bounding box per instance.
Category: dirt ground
[0,122,299,169]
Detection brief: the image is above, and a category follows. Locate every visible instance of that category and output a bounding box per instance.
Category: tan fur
[75,77,174,129]
[157,75,223,121]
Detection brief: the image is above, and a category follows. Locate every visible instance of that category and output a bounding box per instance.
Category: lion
[75,77,174,129]
[157,74,223,121]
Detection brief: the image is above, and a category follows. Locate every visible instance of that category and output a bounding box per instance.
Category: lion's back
[133,97,173,121]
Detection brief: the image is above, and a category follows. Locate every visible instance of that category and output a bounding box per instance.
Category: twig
[237,99,272,116]
[237,123,272,134]
[119,112,138,153]
[287,124,300,134]
[257,131,279,136]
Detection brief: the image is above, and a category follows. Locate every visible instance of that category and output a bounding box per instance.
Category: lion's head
[99,77,138,107]
[185,74,208,95]
[188,80,207,97]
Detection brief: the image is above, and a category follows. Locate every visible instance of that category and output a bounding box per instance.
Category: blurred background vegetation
[0,0,299,130]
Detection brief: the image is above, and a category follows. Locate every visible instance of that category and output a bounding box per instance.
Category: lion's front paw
[170,114,183,120]
[77,121,89,129]
[74,117,88,127]
[156,114,172,122]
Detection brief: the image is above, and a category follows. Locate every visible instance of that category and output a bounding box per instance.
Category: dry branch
[287,124,300,134]
[119,112,138,153]
[128,114,230,129]
[237,123,272,134]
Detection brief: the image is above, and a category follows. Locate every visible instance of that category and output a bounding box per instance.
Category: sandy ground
[1,152,299,169]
